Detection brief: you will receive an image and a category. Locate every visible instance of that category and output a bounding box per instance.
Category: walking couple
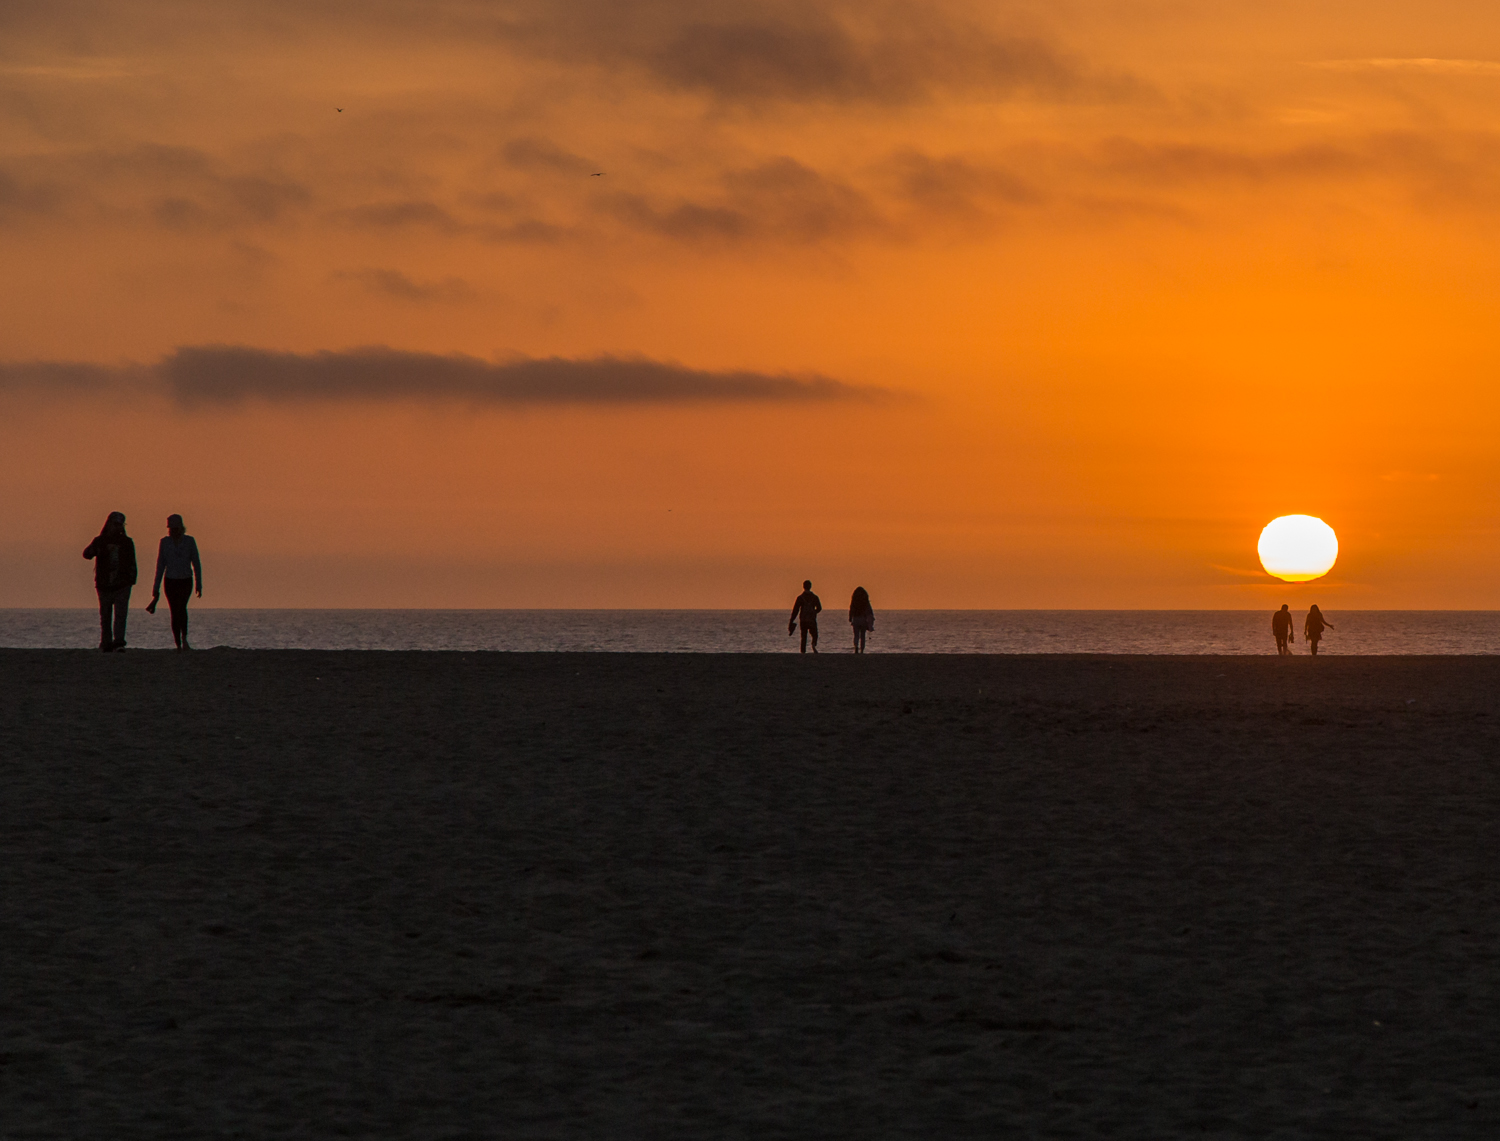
[1271,604,1334,656]
[83,512,203,652]
[788,579,876,654]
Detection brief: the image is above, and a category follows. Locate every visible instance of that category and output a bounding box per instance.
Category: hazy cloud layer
[332,268,477,303]
[1315,58,1500,74]
[0,144,310,231]
[633,16,1093,106]
[7,1,1500,267]
[0,360,143,391]
[606,157,883,244]
[1,347,883,405]
[1,0,1125,108]
[406,0,1134,108]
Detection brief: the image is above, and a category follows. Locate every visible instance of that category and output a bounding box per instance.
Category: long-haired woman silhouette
[849,586,875,654]
[1303,604,1334,656]
[146,514,202,650]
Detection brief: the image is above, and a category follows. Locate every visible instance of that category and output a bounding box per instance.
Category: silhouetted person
[788,579,821,653]
[1271,604,1294,655]
[82,511,137,652]
[1304,604,1334,655]
[849,586,875,653]
[146,514,202,650]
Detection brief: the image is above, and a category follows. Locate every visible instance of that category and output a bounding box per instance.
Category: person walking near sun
[1303,604,1334,656]
[1271,604,1294,655]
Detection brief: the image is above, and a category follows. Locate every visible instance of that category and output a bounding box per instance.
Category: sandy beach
[4,649,1500,1138]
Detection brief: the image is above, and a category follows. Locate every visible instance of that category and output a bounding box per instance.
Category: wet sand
[3,649,1500,1138]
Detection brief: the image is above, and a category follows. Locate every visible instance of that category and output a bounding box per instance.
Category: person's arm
[190,537,203,596]
[82,537,99,559]
[152,538,167,597]
[123,538,138,586]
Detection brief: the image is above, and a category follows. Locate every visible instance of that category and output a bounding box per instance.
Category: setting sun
[1258,516,1339,583]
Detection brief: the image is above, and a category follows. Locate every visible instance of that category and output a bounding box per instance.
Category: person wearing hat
[82,511,137,652]
[147,513,202,650]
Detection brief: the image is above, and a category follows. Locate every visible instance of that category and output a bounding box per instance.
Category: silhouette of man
[1271,604,1294,655]
[83,511,137,652]
[788,579,822,654]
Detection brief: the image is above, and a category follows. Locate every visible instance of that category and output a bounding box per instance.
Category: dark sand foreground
[4,650,1500,1138]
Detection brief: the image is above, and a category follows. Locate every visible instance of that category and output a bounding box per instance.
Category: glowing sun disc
[1258,515,1338,582]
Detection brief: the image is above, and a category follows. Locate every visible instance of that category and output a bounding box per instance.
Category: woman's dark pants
[97,586,130,650]
[164,578,193,646]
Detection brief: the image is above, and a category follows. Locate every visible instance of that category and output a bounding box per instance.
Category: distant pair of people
[1271,604,1333,656]
[788,580,875,654]
[83,512,203,652]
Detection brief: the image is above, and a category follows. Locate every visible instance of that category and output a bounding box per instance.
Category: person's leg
[97,589,113,650]
[800,624,808,653]
[111,587,131,649]
[810,622,819,653]
[166,579,191,648]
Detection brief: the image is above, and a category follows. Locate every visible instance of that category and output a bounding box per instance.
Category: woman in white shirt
[147,514,202,650]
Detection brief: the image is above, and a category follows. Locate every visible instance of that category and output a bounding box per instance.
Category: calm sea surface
[3,609,1500,654]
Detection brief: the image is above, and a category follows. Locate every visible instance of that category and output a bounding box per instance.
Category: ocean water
[3,609,1500,654]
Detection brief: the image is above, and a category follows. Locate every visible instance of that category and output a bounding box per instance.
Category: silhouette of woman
[1303,604,1334,656]
[849,586,875,654]
[146,514,202,650]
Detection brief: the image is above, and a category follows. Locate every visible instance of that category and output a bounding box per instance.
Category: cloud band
[0,346,885,406]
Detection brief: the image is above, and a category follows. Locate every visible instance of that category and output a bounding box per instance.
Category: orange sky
[3,0,1500,607]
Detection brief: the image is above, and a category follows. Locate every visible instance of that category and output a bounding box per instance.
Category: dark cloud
[335,199,469,234]
[641,16,1084,105]
[82,145,311,225]
[501,137,595,174]
[0,166,65,222]
[607,156,882,243]
[0,359,146,392]
[2,0,1126,109]
[333,268,478,303]
[3,345,887,405]
[161,346,881,405]
[0,144,311,230]
[480,217,572,243]
[1078,131,1500,213]
[883,149,1042,219]
[334,198,571,243]
[478,0,1133,108]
